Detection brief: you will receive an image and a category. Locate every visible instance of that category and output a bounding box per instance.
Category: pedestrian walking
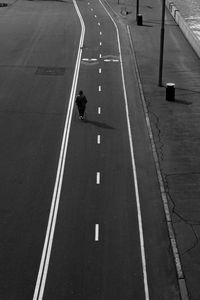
[75,90,87,120]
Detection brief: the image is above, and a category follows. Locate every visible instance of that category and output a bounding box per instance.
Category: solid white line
[97,135,101,144]
[98,85,102,92]
[96,172,100,184]
[99,1,150,299]
[99,68,102,73]
[98,107,101,114]
[32,1,85,300]
[95,224,99,241]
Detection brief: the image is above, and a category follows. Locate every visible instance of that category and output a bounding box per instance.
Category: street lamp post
[136,0,139,19]
[158,0,166,86]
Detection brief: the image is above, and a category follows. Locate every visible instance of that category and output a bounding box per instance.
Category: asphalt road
[0,0,181,299]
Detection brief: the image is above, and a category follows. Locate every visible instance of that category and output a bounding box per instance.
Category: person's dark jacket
[75,94,87,108]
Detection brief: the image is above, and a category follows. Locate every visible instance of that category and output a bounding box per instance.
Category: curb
[166,0,200,59]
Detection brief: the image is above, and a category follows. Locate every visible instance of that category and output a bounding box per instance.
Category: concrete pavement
[104,0,200,298]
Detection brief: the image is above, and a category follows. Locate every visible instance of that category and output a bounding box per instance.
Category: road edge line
[99,0,150,299]
[32,2,85,299]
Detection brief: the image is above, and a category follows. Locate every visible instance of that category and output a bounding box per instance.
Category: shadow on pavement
[174,99,193,105]
[141,24,153,28]
[176,87,200,95]
[83,119,115,130]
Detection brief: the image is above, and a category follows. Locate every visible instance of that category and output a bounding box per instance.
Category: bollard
[166,83,175,101]
[137,14,143,26]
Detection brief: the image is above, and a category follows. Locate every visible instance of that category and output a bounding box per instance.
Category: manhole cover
[36,67,66,76]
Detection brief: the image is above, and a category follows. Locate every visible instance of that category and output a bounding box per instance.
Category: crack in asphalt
[164,173,200,255]
[146,98,165,161]
[145,97,200,256]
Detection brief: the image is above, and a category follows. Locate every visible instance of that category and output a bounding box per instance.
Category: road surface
[0,0,180,299]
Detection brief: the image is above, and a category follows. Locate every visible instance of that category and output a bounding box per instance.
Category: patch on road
[36,67,66,76]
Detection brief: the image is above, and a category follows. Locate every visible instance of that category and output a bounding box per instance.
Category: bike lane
[40,0,146,299]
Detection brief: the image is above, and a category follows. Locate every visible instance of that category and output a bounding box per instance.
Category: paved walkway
[105,0,200,299]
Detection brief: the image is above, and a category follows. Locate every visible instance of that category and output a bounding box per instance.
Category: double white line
[33,1,85,299]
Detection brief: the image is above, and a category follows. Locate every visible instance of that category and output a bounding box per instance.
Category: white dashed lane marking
[96,172,100,184]
[98,85,101,92]
[99,68,101,73]
[97,135,101,144]
[100,31,102,35]
[95,224,99,241]
[98,107,101,114]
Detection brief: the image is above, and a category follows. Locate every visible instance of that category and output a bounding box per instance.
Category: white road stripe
[97,135,101,144]
[100,41,102,46]
[33,1,85,299]
[100,31,102,35]
[94,14,97,18]
[96,172,100,184]
[99,0,150,299]
[98,85,101,92]
[98,22,101,26]
[98,107,101,114]
[95,224,99,241]
[99,54,102,58]
[99,68,101,73]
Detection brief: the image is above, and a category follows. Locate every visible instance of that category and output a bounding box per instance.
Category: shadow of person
[83,119,115,130]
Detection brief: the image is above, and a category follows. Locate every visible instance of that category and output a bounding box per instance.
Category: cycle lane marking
[96,172,100,184]
[99,0,150,299]
[97,135,101,144]
[95,224,100,241]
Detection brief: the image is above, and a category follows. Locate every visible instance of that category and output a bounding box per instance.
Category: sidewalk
[105,0,200,299]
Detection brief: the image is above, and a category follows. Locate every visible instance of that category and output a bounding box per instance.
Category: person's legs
[79,106,85,119]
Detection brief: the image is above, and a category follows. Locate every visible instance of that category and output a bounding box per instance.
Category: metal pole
[136,0,139,19]
[158,0,166,86]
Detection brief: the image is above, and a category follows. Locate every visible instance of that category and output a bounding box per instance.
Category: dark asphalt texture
[0,0,182,299]
[0,0,80,298]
